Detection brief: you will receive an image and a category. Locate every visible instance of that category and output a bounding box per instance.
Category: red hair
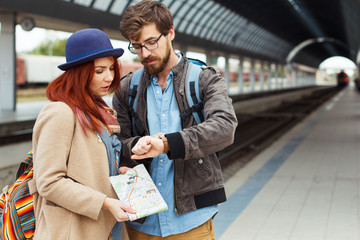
[46,57,121,134]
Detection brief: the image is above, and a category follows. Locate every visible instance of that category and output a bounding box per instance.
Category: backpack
[128,58,206,136]
[0,150,35,240]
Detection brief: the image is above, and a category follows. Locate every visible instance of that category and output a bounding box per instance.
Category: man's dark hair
[120,0,173,41]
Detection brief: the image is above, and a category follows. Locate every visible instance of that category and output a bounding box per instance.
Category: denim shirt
[127,55,218,237]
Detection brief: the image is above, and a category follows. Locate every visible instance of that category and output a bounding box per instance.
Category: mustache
[141,56,157,64]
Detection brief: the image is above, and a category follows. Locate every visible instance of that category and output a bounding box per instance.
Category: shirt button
[198,159,203,164]
[156,91,160,94]
[159,159,164,163]
[158,182,162,186]
[162,114,166,117]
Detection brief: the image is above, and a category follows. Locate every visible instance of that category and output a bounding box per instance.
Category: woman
[29,28,134,239]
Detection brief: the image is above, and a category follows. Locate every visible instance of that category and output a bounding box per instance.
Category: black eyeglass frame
[128,33,164,54]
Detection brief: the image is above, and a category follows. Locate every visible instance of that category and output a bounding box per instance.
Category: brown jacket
[30,102,118,239]
[112,56,238,214]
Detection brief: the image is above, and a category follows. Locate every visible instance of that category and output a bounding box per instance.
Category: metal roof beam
[0,0,121,30]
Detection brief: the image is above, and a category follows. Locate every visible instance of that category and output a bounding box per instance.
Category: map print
[110,164,168,221]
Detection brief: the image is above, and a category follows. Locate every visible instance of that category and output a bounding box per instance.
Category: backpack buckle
[192,102,204,112]
[129,108,137,117]
[180,108,192,119]
[129,88,137,97]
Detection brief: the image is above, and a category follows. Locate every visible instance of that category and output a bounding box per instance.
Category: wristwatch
[159,134,169,154]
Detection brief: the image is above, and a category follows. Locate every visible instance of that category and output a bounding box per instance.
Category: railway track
[219,86,341,180]
[0,120,35,146]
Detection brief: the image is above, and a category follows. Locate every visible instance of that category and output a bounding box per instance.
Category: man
[113,0,237,239]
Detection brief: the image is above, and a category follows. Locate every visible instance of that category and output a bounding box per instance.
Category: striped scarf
[100,106,121,135]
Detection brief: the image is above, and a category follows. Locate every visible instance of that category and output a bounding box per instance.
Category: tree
[30,38,67,56]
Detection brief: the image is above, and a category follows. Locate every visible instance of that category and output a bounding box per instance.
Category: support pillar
[0,12,16,111]
[274,64,279,89]
[237,58,244,93]
[279,65,284,88]
[250,59,255,91]
[224,54,230,92]
[312,72,316,85]
[285,64,292,87]
[298,71,302,85]
[268,64,273,90]
[259,61,264,90]
[263,62,267,89]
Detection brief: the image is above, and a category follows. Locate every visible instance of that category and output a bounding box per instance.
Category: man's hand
[131,135,164,159]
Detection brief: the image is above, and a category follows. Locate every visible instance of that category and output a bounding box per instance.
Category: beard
[141,41,171,76]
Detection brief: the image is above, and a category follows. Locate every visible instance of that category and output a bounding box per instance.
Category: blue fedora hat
[58,28,124,70]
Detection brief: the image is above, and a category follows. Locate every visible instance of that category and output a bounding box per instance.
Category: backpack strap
[16,150,33,179]
[180,60,205,124]
[130,58,206,130]
[129,69,146,136]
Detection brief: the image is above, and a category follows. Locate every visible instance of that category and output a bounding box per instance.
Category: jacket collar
[171,53,187,77]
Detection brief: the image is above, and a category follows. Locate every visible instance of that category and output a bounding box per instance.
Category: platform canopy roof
[1,0,359,68]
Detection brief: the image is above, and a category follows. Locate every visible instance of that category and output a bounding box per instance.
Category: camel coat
[29,102,119,239]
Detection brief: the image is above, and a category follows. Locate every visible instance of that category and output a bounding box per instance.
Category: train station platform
[1,86,359,240]
[214,86,360,240]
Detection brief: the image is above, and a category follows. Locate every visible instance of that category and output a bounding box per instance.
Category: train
[16,55,275,87]
[336,70,349,87]
[16,55,64,86]
[16,54,143,87]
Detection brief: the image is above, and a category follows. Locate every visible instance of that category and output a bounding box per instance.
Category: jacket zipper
[141,78,150,136]
[172,69,186,216]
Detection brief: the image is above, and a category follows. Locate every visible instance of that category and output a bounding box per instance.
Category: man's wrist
[159,134,169,154]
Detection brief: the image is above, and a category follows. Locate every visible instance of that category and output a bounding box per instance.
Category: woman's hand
[118,166,131,174]
[102,197,136,222]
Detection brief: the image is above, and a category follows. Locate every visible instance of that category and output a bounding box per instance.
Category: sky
[15,26,357,73]
[319,56,356,69]
[319,56,357,76]
[16,26,70,53]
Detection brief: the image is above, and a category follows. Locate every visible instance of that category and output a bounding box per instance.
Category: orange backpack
[0,151,35,240]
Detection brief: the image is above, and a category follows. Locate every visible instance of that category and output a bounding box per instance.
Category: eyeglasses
[128,33,163,54]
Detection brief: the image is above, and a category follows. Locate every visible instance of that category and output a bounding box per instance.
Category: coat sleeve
[166,68,238,160]
[32,102,107,220]
[112,77,140,167]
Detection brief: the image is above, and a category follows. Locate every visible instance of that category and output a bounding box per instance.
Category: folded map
[110,164,168,221]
